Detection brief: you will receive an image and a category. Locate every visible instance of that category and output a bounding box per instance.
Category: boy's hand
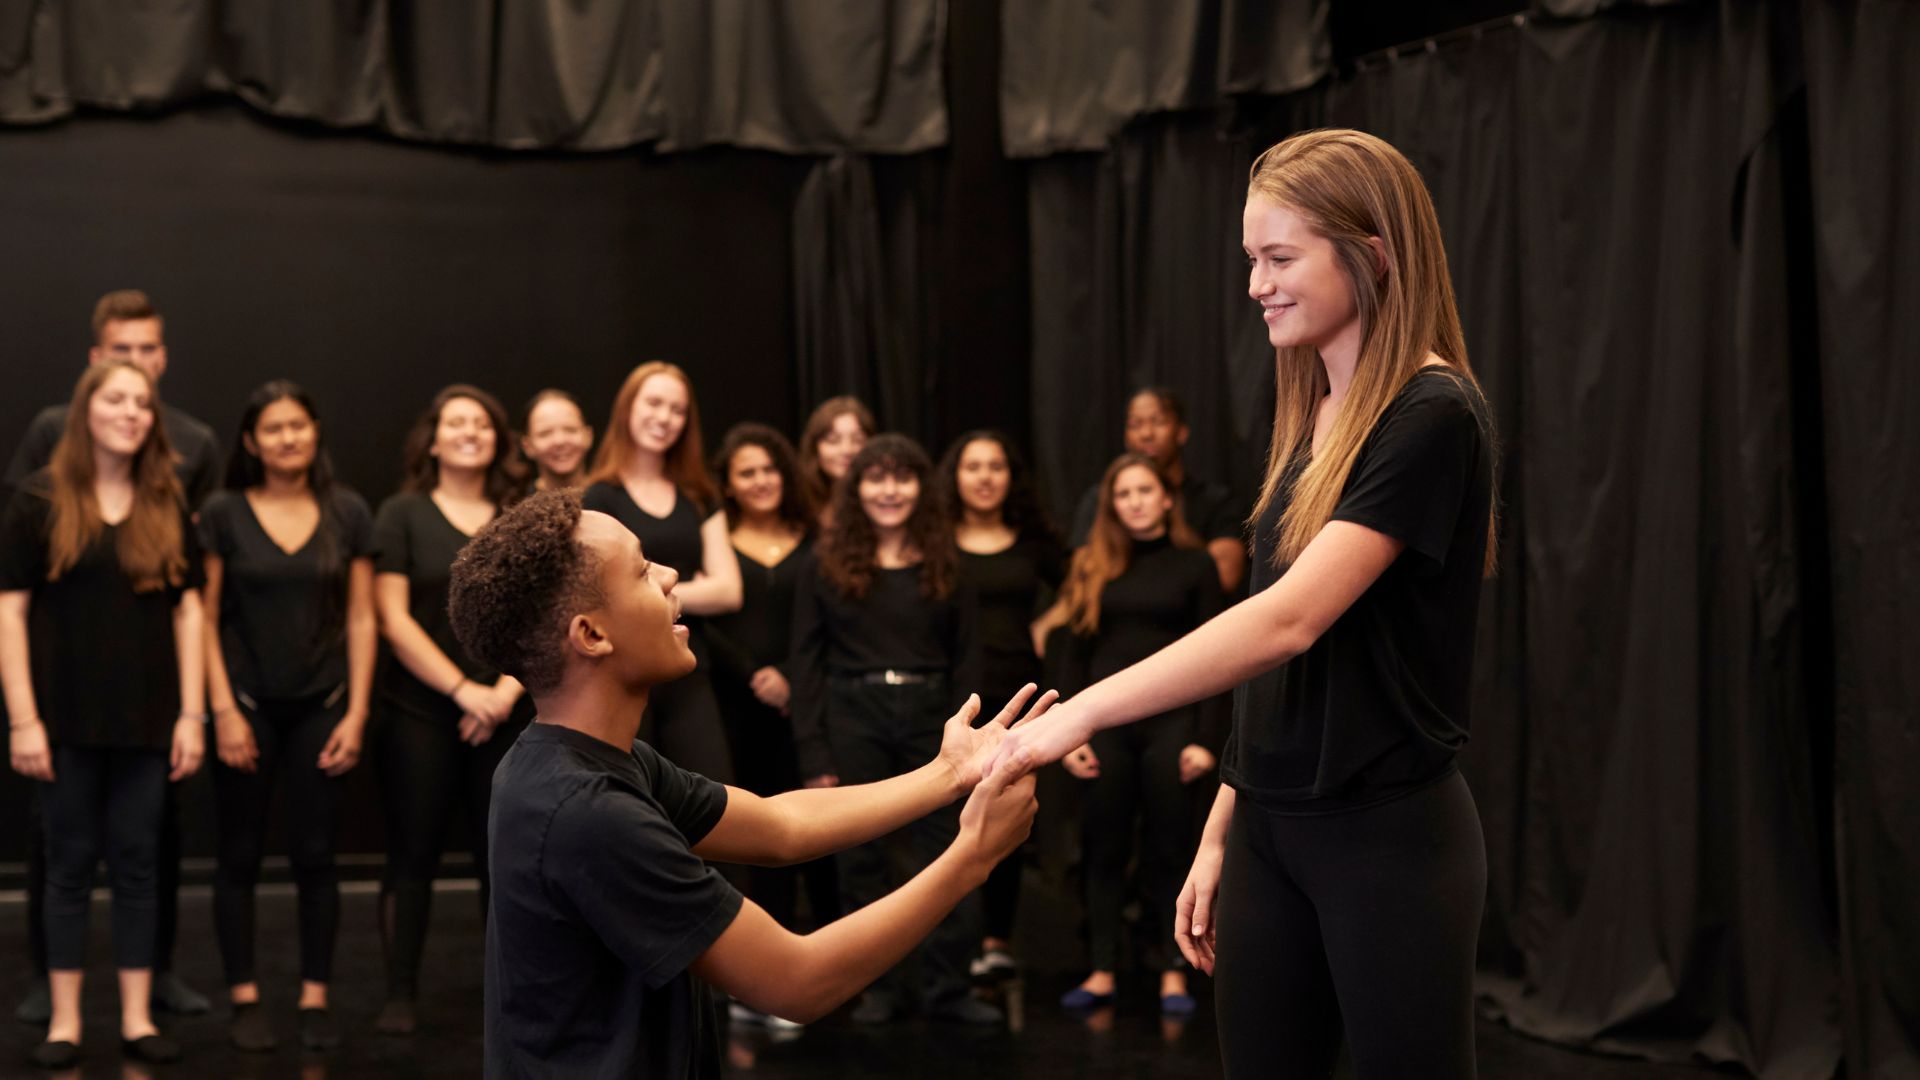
[955,749,1039,871]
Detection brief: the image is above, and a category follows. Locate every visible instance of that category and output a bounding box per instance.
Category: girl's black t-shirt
[199,488,374,702]
[372,492,501,717]
[0,474,203,750]
[958,533,1065,704]
[704,538,813,687]
[582,481,713,667]
[1222,369,1496,810]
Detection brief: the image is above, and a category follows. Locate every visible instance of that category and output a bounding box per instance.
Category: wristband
[179,711,210,725]
[449,676,470,697]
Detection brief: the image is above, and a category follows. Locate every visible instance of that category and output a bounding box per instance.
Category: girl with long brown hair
[787,433,993,1025]
[1049,454,1225,1018]
[998,130,1500,1078]
[1,361,207,1068]
[795,395,875,525]
[582,362,741,783]
[368,384,531,1035]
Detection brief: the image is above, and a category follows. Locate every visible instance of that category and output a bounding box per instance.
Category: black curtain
[1021,4,1842,1074]
[1802,1,1920,1074]
[998,0,1329,157]
[0,0,947,153]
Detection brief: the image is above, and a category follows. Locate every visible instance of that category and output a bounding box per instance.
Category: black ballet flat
[27,1039,79,1069]
[120,1033,181,1064]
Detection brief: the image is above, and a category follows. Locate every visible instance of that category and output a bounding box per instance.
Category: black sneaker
[230,1002,277,1052]
[151,972,210,1016]
[300,1007,343,1051]
[26,1039,78,1069]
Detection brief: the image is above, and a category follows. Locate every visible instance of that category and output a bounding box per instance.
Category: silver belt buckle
[883,669,907,686]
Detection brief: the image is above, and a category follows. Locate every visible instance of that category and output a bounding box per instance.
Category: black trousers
[373,699,529,999]
[825,677,978,1007]
[1081,712,1195,972]
[26,770,185,977]
[212,691,348,986]
[714,680,840,930]
[642,669,735,786]
[41,746,169,971]
[1214,769,1486,1080]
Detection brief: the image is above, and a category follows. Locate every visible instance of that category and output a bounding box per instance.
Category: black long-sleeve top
[1060,535,1229,749]
[958,534,1064,704]
[704,539,812,687]
[787,549,978,777]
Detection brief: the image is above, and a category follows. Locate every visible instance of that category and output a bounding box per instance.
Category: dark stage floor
[0,882,1716,1079]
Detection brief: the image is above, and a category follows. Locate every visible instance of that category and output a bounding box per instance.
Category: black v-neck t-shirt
[1222,370,1495,810]
[485,723,740,1079]
[199,488,375,702]
[372,492,500,716]
[0,474,203,750]
[704,539,812,686]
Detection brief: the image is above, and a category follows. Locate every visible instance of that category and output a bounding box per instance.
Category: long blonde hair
[1246,129,1495,575]
[45,361,187,590]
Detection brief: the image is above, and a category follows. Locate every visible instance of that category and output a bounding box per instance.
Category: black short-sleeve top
[1222,369,1495,810]
[958,533,1065,702]
[198,488,375,702]
[485,723,741,1080]
[0,473,204,750]
[582,481,712,666]
[372,492,499,716]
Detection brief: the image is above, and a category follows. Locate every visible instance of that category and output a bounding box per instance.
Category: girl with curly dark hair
[369,384,531,1036]
[787,433,990,1025]
[935,431,1063,982]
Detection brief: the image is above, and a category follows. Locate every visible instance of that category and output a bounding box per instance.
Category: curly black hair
[449,489,606,695]
[817,433,955,601]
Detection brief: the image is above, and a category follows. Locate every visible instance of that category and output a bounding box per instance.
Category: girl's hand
[317,712,367,776]
[171,716,206,781]
[9,720,54,781]
[1062,743,1101,780]
[215,707,259,773]
[1177,744,1216,784]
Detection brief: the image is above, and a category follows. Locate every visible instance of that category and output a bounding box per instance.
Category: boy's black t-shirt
[485,723,742,1080]
[198,488,374,701]
[1222,369,1495,810]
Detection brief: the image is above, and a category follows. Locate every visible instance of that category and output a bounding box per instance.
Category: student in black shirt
[583,363,740,785]
[370,384,532,1036]
[1,362,207,1069]
[1051,454,1225,1017]
[518,389,594,492]
[200,382,375,1053]
[997,130,1501,1079]
[1063,388,1245,593]
[703,425,840,993]
[936,431,1063,982]
[445,490,1043,1079]
[788,434,993,1025]
[2,290,219,1025]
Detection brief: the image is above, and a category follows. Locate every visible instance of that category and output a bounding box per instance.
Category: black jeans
[825,676,979,1008]
[212,691,349,986]
[25,771,184,977]
[41,746,169,971]
[1080,712,1195,972]
[1214,769,1486,1080]
[714,680,840,930]
[373,699,529,999]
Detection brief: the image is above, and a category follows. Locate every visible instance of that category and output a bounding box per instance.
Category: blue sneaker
[1160,992,1198,1017]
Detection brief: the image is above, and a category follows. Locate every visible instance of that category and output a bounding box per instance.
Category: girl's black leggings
[373,699,529,1000]
[1080,712,1195,972]
[1214,769,1486,1080]
[212,690,348,987]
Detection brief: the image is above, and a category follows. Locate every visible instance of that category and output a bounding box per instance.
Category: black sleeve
[633,739,731,844]
[579,481,618,516]
[195,492,235,559]
[182,434,221,513]
[786,553,833,778]
[545,782,742,990]
[1197,483,1244,543]
[372,496,413,575]
[1189,557,1229,751]
[1067,484,1099,548]
[702,618,759,687]
[1329,381,1483,568]
[2,410,62,505]
[177,501,206,592]
[338,490,377,559]
[0,488,48,591]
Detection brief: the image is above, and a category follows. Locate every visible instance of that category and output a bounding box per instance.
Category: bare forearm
[747,849,988,1023]
[0,605,39,722]
[768,763,958,864]
[382,613,466,697]
[173,595,206,715]
[346,610,378,715]
[673,574,741,616]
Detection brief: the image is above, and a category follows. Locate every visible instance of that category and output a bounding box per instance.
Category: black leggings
[642,669,735,785]
[1081,712,1196,972]
[212,692,348,986]
[826,677,978,1007]
[715,681,840,930]
[373,700,529,999]
[26,773,183,977]
[1214,769,1486,1080]
[41,746,169,971]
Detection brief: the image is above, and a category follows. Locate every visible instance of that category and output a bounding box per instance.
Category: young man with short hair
[448,491,1042,1078]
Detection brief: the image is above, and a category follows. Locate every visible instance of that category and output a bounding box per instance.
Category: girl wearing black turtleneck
[787,434,991,1026]
[1053,454,1225,1017]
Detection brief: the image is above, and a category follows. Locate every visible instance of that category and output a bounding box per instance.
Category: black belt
[834,669,946,687]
